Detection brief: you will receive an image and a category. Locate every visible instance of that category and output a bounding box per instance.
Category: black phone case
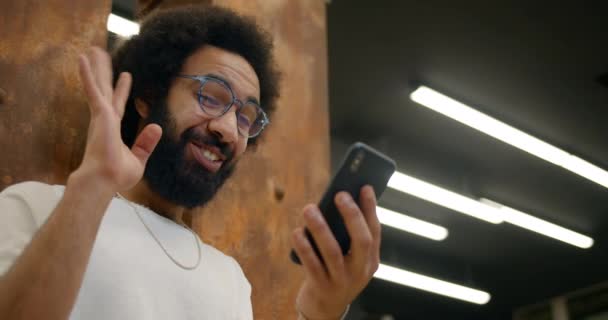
[290,142,396,265]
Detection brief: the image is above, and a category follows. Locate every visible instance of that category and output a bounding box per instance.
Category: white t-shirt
[0,181,253,320]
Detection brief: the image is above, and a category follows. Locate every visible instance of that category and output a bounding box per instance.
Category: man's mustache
[183,128,234,162]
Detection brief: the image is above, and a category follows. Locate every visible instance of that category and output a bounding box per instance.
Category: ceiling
[327,0,608,319]
[111,0,608,319]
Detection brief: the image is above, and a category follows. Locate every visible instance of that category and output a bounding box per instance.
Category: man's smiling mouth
[188,140,226,173]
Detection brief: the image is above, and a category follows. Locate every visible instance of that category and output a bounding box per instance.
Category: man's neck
[121,181,186,224]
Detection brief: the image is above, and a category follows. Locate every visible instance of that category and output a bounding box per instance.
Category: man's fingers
[359,186,381,251]
[335,192,373,263]
[88,47,113,101]
[302,205,345,280]
[79,54,103,114]
[291,227,328,284]
[113,72,132,119]
[131,123,162,166]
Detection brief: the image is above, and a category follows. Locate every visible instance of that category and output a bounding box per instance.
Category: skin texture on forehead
[182,45,260,103]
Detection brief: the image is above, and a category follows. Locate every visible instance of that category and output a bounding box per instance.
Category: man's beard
[142,101,236,209]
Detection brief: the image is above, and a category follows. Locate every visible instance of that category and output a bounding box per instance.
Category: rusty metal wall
[196,1,330,318]
[0,1,111,189]
[201,1,329,318]
[1,1,329,318]
[140,0,331,318]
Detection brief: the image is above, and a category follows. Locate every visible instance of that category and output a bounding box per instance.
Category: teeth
[202,149,219,161]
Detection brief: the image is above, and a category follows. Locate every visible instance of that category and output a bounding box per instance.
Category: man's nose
[207,108,239,145]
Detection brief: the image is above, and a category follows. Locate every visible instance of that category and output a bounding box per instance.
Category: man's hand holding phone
[291,186,381,320]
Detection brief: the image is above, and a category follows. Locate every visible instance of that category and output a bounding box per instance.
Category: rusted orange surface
[0,1,111,189]
[141,0,331,318]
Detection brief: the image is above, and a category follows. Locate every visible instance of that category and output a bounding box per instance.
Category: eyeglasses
[178,75,270,138]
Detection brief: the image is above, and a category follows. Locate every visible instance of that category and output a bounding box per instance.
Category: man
[0,5,381,320]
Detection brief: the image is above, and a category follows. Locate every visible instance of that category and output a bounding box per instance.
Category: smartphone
[290,142,396,265]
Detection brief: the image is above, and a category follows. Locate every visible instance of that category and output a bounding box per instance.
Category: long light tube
[388,172,503,224]
[107,13,140,37]
[377,206,448,241]
[410,86,608,189]
[480,198,594,249]
[374,263,491,305]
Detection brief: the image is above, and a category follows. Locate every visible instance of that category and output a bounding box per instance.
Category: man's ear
[134,98,150,119]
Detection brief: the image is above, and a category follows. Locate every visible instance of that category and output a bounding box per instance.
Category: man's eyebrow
[205,73,260,105]
[205,73,230,86]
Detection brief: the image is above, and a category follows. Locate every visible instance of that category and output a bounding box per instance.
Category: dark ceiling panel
[112,0,136,18]
[597,72,608,89]
[328,0,608,318]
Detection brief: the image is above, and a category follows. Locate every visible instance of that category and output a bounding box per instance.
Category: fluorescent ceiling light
[107,13,140,37]
[377,206,448,241]
[388,171,503,224]
[374,263,491,305]
[410,86,608,189]
[480,198,594,249]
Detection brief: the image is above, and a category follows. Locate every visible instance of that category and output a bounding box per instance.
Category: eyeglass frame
[177,74,270,138]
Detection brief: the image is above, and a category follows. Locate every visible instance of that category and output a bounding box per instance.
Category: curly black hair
[112,5,281,147]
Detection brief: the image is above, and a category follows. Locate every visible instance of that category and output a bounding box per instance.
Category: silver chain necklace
[116,193,202,270]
